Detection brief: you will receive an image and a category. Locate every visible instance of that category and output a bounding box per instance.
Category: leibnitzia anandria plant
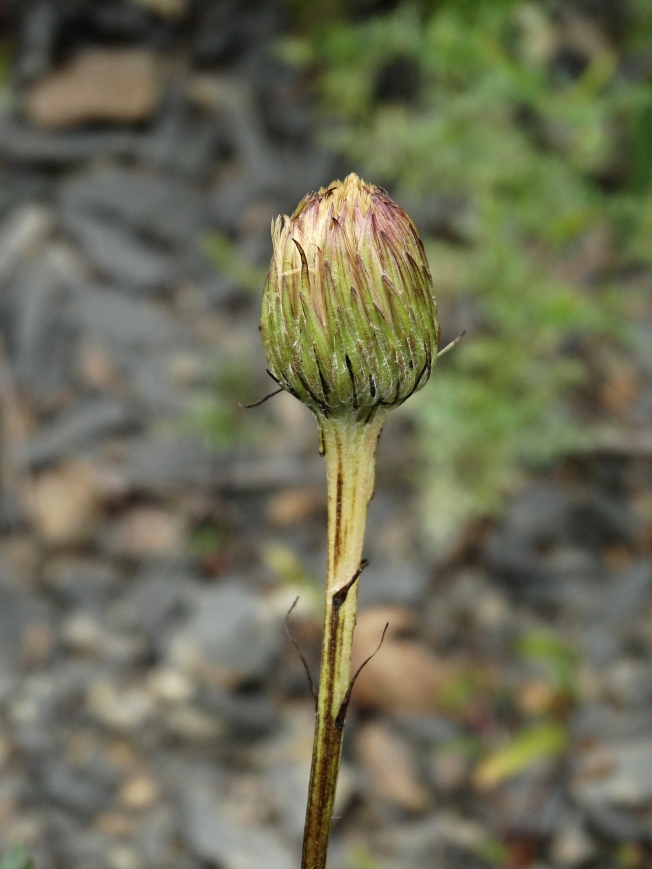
[260,174,439,869]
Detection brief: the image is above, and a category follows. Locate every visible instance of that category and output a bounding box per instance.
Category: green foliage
[347,845,385,869]
[194,392,241,450]
[474,721,568,787]
[0,41,14,98]
[189,522,228,557]
[518,628,578,695]
[0,845,33,869]
[193,362,262,450]
[202,232,267,295]
[478,838,511,867]
[291,0,652,546]
[261,541,324,613]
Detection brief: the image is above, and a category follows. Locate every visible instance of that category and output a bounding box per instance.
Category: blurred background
[1,0,652,867]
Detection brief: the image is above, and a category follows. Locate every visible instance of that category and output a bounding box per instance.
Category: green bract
[260,174,439,420]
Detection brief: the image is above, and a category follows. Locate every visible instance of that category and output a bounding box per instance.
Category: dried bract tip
[260,174,439,420]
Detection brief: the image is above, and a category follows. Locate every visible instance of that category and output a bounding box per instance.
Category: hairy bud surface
[260,174,439,420]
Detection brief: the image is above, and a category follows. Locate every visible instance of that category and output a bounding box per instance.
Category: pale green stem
[301,410,387,869]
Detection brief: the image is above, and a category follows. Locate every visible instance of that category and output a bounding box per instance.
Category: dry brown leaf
[30,460,102,546]
[110,507,187,558]
[356,720,430,812]
[266,487,326,527]
[24,49,161,129]
[517,680,560,716]
[351,606,462,715]
[599,362,640,415]
[93,812,137,838]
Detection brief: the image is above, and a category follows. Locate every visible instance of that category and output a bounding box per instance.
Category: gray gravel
[0,3,652,869]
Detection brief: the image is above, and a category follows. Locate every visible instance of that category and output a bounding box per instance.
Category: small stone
[105,737,141,771]
[42,758,113,816]
[61,613,144,664]
[436,813,492,852]
[551,818,597,867]
[266,762,310,841]
[164,706,223,741]
[110,508,187,558]
[20,398,133,468]
[258,708,355,840]
[121,436,218,491]
[0,113,141,163]
[94,812,137,838]
[0,591,47,677]
[118,774,160,810]
[356,721,430,812]
[473,586,512,628]
[87,682,156,732]
[72,284,182,348]
[167,580,282,687]
[63,212,175,291]
[30,460,102,546]
[2,811,44,849]
[77,338,120,391]
[20,621,53,667]
[0,205,53,283]
[0,537,39,587]
[168,353,205,388]
[42,557,119,605]
[604,659,652,707]
[357,558,429,607]
[107,845,143,869]
[224,774,272,828]
[376,813,491,864]
[573,739,652,807]
[121,567,194,639]
[582,803,649,843]
[429,748,471,792]
[60,166,204,247]
[8,248,71,395]
[60,614,101,653]
[180,767,295,869]
[24,49,161,129]
[148,668,195,704]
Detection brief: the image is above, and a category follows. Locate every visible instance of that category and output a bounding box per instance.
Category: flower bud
[260,174,439,420]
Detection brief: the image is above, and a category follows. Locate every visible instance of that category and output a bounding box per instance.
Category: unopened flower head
[260,174,439,420]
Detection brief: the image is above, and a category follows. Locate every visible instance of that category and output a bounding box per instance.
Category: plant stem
[301,411,387,869]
